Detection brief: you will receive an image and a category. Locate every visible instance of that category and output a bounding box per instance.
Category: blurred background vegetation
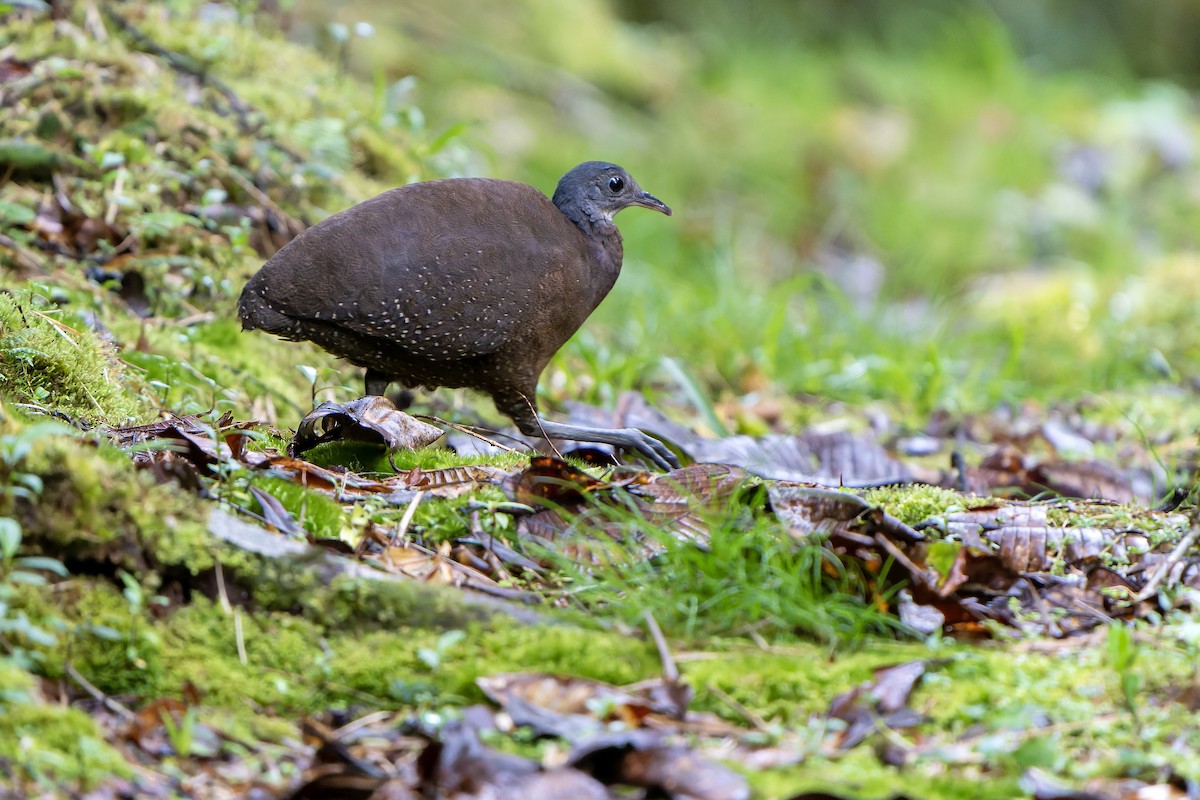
[274,0,1200,430]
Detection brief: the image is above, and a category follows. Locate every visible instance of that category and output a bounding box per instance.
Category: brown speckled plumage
[238,162,678,468]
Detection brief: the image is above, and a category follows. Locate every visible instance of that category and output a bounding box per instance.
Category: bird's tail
[237,284,298,336]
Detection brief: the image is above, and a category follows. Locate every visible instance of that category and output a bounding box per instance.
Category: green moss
[683,641,931,724]
[386,447,530,472]
[252,565,503,631]
[1045,504,1189,548]
[119,318,341,422]
[21,583,164,697]
[0,659,36,700]
[8,421,538,640]
[19,433,215,574]
[403,493,496,543]
[159,598,344,710]
[9,583,158,725]
[0,693,130,789]
[860,484,989,528]
[752,750,1022,800]
[0,291,150,425]
[302,439,529,475]
[145,596,655,715]
[325,622,655,708]
[303,440,401,474]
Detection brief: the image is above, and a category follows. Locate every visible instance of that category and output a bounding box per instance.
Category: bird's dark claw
[621,428,680,471]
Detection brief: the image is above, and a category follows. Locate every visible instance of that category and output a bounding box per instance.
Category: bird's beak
[634,191,672,216]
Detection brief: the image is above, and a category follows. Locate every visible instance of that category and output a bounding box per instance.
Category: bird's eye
[608,176,624,192]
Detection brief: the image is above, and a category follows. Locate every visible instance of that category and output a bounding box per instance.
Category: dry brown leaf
[477,673,646,735]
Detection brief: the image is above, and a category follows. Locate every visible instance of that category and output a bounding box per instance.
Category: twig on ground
[394,490,425,543]
[412,413,524,455]
[643,610,678,683]
[521,392,565,461]
[214,559,232,614]
[706,683,770,732]
[67,663,136,721]
[205,147,308,238]
[214,560,248,665]
[234,609,247,666]
[1134,514,1200,603]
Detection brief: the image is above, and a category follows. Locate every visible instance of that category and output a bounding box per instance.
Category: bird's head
[553,161,672,223]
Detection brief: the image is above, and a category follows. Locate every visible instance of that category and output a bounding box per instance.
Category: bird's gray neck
[554,196,628,287]
[553,196,623,272]
[552,195,615,236]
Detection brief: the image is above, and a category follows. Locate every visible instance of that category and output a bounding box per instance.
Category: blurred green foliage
[624,0,1200,85]
[288,0,1200,428]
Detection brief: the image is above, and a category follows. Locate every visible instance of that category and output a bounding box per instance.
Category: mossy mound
[0,290,151,425]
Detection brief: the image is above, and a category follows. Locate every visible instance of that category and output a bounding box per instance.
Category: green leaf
[0,137,58,170]
[1012,735,1061,769]
[14,473,43,495]
[926,540,962,581]
[437,629,466,651]
[130,211,202,240]
[426,123,468,156]
[417,647,440,669]
[1106,623,1137,672]
[0,517,20,561]
[15,556,68,577]
[86,624,124,641]
[97,151,125,170]
[0,201,36,225]
[7,570,47,586]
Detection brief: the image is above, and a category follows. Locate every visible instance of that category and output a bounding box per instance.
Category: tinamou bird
[237,161,678,469]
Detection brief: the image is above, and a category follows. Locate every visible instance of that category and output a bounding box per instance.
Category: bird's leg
[501,392,679,470]
[364,369,390,397]
[363,370,416,409]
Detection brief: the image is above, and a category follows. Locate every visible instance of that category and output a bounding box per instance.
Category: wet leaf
[826,660,928,751]
[688,430,911,485]
[505,455,617,506]
[249,485,303,537]
[386,463,510,497]
[291,396,444,456]
[259,455,394,497]
[568,730,750,800]
[767,483,923,545]
[477,673,647,741]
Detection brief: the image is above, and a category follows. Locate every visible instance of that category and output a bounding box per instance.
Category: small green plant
[115,569,167,671]
[417,629,466,670]
[1106,622,1142,723]
[0,418,71,669]
[160,705,199,757]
